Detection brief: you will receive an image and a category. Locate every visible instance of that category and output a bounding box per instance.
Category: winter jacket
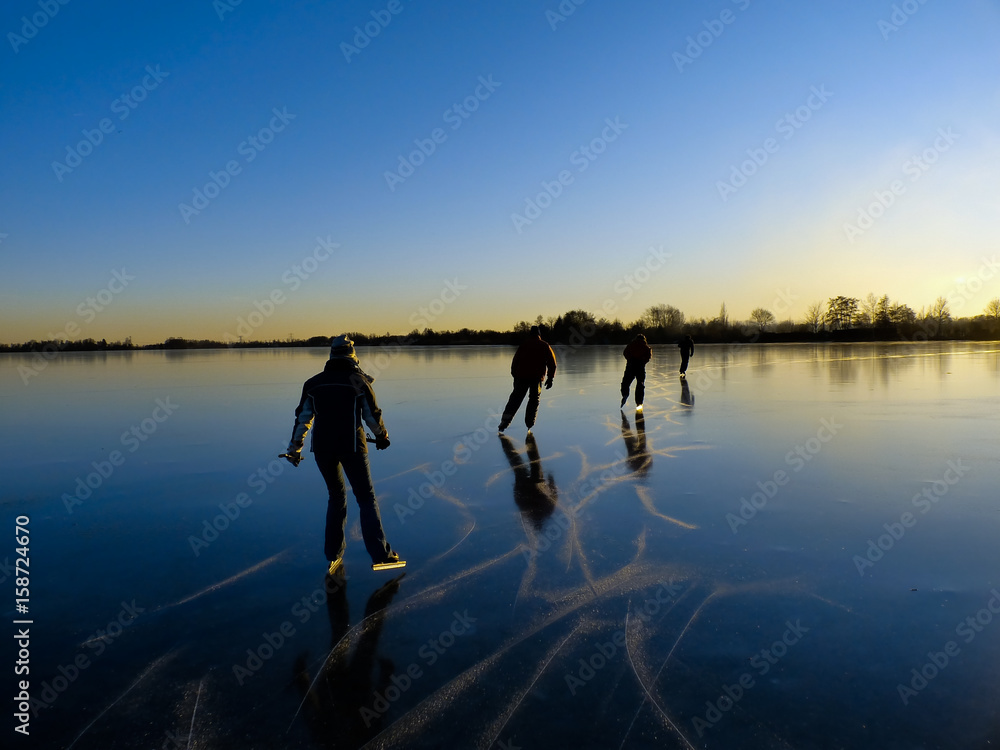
[510,335,557,381]
[287,358,387,455]
[623,339,652,364]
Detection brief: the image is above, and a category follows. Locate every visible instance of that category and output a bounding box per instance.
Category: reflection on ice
[5,343,1000,748]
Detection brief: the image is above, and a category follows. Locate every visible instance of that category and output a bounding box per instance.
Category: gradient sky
[2,0,998,344]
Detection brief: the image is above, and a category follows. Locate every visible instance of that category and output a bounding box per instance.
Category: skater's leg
[315,453,349,562]
[500,379,530,430]
[620,368,634,406]
[634,367,646,406]
[341,449,393,562]
[524,379,542,428]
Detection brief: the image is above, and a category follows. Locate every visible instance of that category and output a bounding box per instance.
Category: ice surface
[3,342,1000,748]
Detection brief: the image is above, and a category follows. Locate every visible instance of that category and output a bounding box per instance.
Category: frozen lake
[4,342,1000,749]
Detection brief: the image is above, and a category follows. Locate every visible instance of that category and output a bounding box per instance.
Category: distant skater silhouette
[678,334,694,377]
[282,335,402,574]
[499,432,557,529]
[620,333,652,409]
[498,325,556,433]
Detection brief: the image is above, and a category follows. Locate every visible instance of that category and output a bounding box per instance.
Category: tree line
[3,296,999,353]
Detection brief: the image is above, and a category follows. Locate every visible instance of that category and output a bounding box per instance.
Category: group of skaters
[280,328,695,575]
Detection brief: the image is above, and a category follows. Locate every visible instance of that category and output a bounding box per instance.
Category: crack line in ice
[634,486,698,530]
[186,678,203,750]
[288,547,524,732]
[150,548,291,613]
[375,462,433,483]
[358,614,586,749]
[481,621,583,749]
[619,586,717,750]
[359,556,684,746]
[66,648,180,749]
[424,518,477,567]
[620,608,697,750]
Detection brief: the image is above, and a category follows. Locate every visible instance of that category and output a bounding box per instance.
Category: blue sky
[2,0,998,344]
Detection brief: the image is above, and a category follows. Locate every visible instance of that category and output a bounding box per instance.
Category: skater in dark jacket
[498,326,556,433]
[620,333,652,408]
[678,334,694,376]
[283,335,400,574]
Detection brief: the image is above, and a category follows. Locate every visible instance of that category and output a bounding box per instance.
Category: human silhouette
[282,334,400,574]
[678,334,694,377]
[620,410,651,477]
[292,571,404,748]
[499,432,557,530]
[498,325,556,433]
[620,333,652,409]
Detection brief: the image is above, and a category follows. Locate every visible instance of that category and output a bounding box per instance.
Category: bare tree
[984,298,1000,322]
[859,293,879,327]
[929,296,951,334]
[750,307,776,332]
[717,302,729,330]
[804,301,824,333]
[643,304,685,329]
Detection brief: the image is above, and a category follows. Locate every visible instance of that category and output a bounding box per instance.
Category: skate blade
[372,560,407,571]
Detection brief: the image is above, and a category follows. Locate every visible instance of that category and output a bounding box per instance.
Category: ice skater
[498,325,556,433]
[281,334,404,574]
[678,334,694,377]
[620,333,651,409]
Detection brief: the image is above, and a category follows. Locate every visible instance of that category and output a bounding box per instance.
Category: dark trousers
[680,353,690,374]
[621,363,646,405]
[500,377,542,429]
[315,449,391,563]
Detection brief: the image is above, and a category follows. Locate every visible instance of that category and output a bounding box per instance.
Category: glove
[544,377,553,390]
[279,451,302,467]
[375,434,391,451]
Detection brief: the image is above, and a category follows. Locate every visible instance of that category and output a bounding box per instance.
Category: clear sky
[2,0,998,344]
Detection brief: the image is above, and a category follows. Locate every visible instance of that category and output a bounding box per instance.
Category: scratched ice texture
[3,342,1000,749]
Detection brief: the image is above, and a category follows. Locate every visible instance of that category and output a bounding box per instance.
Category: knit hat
[329,334,359,362]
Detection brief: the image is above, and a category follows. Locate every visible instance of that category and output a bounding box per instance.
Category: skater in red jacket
[498,326,556,433]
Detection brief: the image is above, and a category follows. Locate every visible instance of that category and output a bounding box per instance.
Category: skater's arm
[545,345,556,379]
[360,383,388,440]
[287,387,315,453]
